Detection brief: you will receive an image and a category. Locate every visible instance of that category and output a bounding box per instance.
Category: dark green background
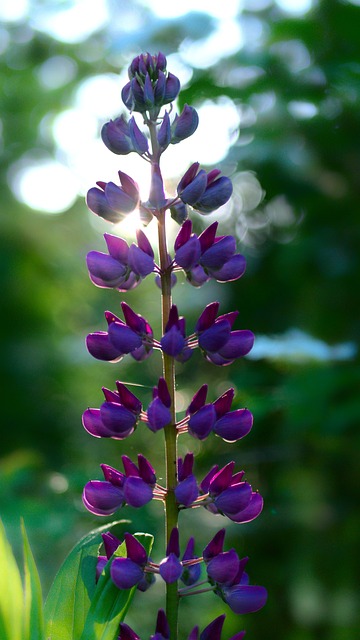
[0,1,359,638]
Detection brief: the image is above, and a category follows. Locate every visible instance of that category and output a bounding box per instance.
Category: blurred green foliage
[0,1,359,639]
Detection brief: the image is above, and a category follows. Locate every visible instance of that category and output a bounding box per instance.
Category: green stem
[157,210,179,638]
[148,115,179,636]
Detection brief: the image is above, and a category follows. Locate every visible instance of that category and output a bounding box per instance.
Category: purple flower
[195,302,255,366]
[171,104,199,144]
[146,377,172,432]
[196,615,245,640]
[202,461,263,524]
[82,381,142,440]
[175,453,199,506]
[206,549,240,585]
[82,454,156,516]
[86,305,154,363]
[108,302,153,356]
[180,537,201,586]
[96,531,121,581]
[174,220,246,285]
[160,305,192,362]
[111,533,148,590]
[159,528,183,583]
[177,163,233,214]
[86,171,139,223]
[101,115,134,155]
[87,231,155,291]
[122,53,180,114]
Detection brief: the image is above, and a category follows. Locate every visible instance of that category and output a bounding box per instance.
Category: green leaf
[0,520,24,640]
[44,520,128,640]
[80,532,154,640]
[21,520,44,640]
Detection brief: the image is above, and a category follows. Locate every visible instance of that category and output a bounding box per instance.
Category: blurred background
[0,0,359,638]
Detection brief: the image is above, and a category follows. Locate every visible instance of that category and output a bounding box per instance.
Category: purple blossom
[159,528,183,583]
[101,115,134,155]
[185,385,253,442]
[82,454,156,516]
[82,381,141,440]
[171,105,199,144]
[177,163,233,214]
[110,533,149,590]
[174,220,246,286]
[87,304,154,363]
[146,377,172,432]
[86,171,139,223]
[180,537,201,586]
[202,461,263,524]
[175,453,199,506]
[160,305,192,362]
[195,302,255,366]
[121,53,180,114]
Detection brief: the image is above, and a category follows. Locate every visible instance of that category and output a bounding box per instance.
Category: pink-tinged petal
[208,461,235,494]
[155,609,170,639]
[136,228,154,257]
[116,382,142,414]
[187,384,208,414]
[198,221,218,252]
[213,388,235,417]
[102,531,121,559]
[199,615,225,640]
[174,219,192,250]
[118,171,139,201]
[195,302,220,333]
[124,532,147,565]
[118,622,140,640]
[104,233,129,262]
[137,454,156,486]
[202,528,226,562]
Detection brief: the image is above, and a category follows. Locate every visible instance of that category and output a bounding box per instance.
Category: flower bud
[171,105,199,144]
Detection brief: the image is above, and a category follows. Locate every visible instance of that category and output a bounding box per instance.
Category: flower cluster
[82,51,266,639]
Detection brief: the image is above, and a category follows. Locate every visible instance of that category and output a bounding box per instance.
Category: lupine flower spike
[82,50,267,639]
